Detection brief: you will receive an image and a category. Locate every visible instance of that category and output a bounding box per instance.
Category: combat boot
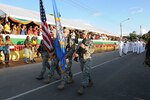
[57,81,65,90]
[36,73,44,80]
[67,79,74,84]
[36,76,44,80]
[67,77,74,84]
[44,77,51,84]
[77,86,84,95]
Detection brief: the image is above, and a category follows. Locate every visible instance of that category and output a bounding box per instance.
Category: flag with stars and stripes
[39,0,54,54]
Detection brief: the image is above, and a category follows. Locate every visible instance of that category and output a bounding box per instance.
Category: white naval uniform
[119,41,124,56]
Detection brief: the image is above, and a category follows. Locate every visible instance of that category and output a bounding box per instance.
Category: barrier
[0,43,119,62]
[94,44,118,53]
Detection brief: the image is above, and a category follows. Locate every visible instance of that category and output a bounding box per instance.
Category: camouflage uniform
[40,51,50,76]
[65,35,77,83]
[78,38,95,87]
[44,54,61,83]
[36,40,50,80]
[57,29,77,89]
[76,31,95,95]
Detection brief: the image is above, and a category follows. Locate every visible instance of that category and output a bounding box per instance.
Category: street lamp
[120,18,130,38]
[140,25,142,37]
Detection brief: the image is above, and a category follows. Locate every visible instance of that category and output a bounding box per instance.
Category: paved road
[0,51,150,100]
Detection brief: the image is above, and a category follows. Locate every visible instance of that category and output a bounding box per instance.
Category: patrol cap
[82,30,89,35]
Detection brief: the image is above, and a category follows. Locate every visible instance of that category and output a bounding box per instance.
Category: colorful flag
[39,0,54,54]
[52,0,66,70]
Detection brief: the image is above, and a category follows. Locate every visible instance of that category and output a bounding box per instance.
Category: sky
[0,0,149,36]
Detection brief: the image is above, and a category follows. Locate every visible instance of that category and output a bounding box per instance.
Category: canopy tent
[7,16,40,26]
[0,3,118,37]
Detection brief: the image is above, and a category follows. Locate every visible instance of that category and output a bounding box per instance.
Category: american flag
[39,0,54,53]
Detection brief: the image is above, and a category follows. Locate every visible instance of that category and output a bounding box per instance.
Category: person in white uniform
[132,41,136,53]
[118,38,124,57]
[123,40,128,55]
[136,40,140,54]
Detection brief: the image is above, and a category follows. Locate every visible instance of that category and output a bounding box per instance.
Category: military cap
[82,30,89,35]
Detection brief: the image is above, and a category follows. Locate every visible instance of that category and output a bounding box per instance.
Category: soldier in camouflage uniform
[44,53,61,84]
[74,30,95,95]
[57,28,77,89]
[43,29,62,83]
[36,40,50,80]
[65,30,79,83]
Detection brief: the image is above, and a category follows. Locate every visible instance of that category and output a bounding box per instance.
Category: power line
[69,0,98,14]
[62,0,94,15]
[60,0,132,34]
[63,0,117,23]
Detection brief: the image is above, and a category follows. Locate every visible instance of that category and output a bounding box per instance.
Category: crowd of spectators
[0,21,42,36]
[0,34,39,67]
[0,21,118,41]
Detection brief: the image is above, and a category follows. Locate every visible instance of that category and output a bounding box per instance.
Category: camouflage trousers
[79,58,92,87]
[60,59,73,82]
[48,57,61,78]
[40,52,50,77]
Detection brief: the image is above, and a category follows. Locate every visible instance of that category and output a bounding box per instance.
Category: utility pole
[120,18,130,38]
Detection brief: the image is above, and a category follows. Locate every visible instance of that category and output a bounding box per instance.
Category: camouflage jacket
[79,39,95,60]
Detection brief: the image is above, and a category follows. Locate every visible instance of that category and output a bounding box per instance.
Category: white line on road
[6,57,120,100]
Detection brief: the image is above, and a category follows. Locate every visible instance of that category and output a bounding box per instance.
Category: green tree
[142,31,150,42]
[129,31,137,40]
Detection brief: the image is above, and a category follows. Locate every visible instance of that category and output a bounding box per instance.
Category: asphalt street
[0,51,150,100]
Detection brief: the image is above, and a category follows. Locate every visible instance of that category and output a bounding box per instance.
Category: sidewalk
[0,57,43,69]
